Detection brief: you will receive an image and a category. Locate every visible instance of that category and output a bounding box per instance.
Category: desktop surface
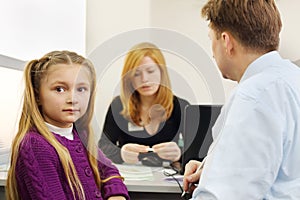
[117,163,183,200]
[115,163,182,193]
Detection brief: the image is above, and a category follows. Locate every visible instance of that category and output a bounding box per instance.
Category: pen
[181,183,192,198]
[181,157,207,198]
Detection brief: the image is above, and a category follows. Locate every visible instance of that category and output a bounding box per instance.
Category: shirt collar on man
[240,51,281,83]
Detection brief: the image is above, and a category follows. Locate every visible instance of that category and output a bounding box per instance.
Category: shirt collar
[45,122,74,140]
[240,51,281,83]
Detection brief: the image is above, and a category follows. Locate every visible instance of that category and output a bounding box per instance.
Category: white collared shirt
[192,51,300,199]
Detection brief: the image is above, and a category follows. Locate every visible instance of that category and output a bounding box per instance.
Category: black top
[98,95,189,165]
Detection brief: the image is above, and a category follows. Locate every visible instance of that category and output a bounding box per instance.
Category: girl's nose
[66,90,78,104]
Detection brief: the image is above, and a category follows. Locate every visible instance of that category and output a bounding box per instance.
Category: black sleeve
[98,133,123,164]
[98,99,124,164]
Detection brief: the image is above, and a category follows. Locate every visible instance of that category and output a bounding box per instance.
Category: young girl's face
[38,64,91,128]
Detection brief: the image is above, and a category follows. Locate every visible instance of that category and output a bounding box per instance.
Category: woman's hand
[152,141,181,162]
[120,143,148,164]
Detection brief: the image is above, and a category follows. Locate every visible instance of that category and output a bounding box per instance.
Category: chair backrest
[180,104,222,174]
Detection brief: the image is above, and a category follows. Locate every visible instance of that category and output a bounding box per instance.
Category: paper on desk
[164,174,183,185]
[115,164,154,181]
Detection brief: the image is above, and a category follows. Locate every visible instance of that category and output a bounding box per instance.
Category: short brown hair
[201,0,282,53]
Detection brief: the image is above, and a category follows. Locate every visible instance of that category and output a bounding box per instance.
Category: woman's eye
[134,72,141,77]
[56,87,65,92]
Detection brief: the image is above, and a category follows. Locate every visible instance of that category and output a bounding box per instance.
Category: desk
[0,166,183,200]
[122,166,182,199]
[116,164,182,199]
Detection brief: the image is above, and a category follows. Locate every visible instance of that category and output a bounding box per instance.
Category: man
[183,0,300,199]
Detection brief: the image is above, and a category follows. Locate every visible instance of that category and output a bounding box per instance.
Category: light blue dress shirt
[192,51,300,199]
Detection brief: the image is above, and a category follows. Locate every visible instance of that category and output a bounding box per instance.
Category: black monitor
[180,104,222,174]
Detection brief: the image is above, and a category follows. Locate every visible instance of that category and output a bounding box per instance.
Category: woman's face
[131,56,161,97]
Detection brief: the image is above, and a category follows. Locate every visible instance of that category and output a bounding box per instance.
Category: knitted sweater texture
[15,129,129,200]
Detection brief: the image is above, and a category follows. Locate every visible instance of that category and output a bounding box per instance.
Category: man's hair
[202,0,282,53]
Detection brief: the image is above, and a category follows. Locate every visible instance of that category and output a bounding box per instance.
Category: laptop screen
[180,104,222,174]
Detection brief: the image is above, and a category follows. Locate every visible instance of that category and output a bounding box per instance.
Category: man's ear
[221,32,234,55]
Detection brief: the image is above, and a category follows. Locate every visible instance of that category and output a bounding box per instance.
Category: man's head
[202,0,282,54]
[201,0,282,81]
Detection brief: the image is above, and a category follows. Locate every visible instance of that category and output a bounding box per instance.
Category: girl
[6,51,129,200]
[98,42,189,165]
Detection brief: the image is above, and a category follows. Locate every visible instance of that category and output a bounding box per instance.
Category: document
[115,164,154,181]
[163,174,184,185]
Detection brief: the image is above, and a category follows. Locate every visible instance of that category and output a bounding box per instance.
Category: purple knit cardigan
[15,128,130,200]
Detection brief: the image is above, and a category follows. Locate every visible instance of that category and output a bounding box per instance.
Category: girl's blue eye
[56,87,65,92]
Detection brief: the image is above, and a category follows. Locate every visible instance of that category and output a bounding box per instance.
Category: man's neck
[234,50,264,82]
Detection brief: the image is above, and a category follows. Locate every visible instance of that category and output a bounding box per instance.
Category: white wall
[86,0,151,55]
[276,0,300,61]
[0,0,86,163]
[0,0,86,61]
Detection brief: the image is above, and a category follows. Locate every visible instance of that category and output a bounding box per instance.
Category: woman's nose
[141,71,148,82]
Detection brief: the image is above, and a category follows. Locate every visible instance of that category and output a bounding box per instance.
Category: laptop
[180,104,222,174]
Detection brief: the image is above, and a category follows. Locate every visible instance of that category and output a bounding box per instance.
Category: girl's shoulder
[20,129,56,153]
[18,129,60,166]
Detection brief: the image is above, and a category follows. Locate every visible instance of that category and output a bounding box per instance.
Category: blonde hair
[6,50,100,200]
[120,42,174,125]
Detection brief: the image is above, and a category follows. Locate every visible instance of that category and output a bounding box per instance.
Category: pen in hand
[181,182,193,199]
[181,157,206,198]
